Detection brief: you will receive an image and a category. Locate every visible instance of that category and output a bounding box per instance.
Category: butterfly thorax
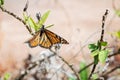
[40,25,45,36]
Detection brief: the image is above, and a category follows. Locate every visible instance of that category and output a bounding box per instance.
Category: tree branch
[50,49,80,80]
[88,9,109,79]
[96,64,120,80]
[102,65,120,76]
[78,50,120,79]
[0,6,34,35]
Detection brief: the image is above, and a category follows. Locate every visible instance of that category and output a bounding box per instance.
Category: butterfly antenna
[23,0,29,12]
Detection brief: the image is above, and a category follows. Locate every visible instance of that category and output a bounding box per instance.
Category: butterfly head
[40,25,45,31]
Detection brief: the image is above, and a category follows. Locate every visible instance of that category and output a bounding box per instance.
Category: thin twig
[88,10,109,79]
[102,65,120,76]
[108,51,120,58]
[78,50,120,79]
[0,6,34,35]
[78,62,94,73]
[100,9,108,42]
[96,64,120,80]
[50,49,80,80]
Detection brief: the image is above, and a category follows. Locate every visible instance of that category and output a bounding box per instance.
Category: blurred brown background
[0,0,120,77]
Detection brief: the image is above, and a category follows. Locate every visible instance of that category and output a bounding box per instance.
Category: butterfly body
[26,25,69,49]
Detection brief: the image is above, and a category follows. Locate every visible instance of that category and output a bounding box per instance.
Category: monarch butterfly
[26,25,69,49]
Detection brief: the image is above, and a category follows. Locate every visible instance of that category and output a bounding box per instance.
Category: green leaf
[68,77,76,80]
[23,12,39,32]
[27,17,39,32]
[3,73,10,80]
[88,44,97,52]
[115,10,120,17]
[100,41,107,46]
[113,31,120,39]
[79,62,88,80]
[91,74,99,80]
[99,50,109,63]
[91,50,99,57]
[38,10,50,28]
[40,10,50,24]
[23,12,29,22]
[0,0,4,6]
[46,24,54,28]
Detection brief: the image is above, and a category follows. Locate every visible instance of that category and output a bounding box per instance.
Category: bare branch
[50,49,80,80]
[102,65,120,76]
[0,6,34,35]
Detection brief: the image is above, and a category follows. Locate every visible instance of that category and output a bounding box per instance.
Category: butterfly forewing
[61,38,69,44]
[44,29,69,44]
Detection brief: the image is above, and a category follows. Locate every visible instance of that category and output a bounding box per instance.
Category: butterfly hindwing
[39,32,52,48]
[27,32,40,48]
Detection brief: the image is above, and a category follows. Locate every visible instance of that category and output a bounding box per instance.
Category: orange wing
[44,29,69,44]
[26,28,69,49]
[39,32,52,48]
[38,29,68,48]
[26,32,40,48]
